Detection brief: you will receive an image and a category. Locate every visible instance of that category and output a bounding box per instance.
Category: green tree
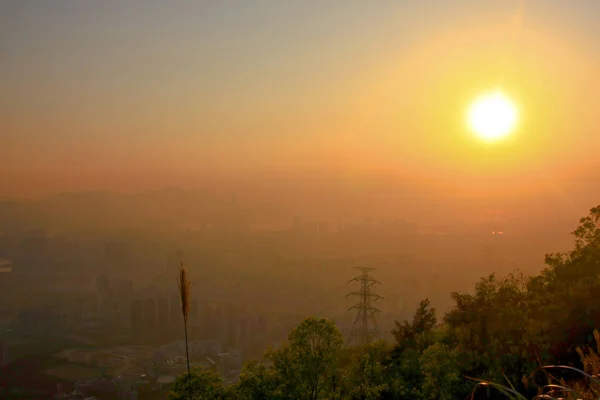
[229,360,281,400]
[385,347,423,399]
[268,316,344,400]
[168,367,226,400]
[385,299,439,399]
[347,340,390,400]
[392,298,437,353]
[540,206,600,364]
[418,343,467,400]
[443,272,536,382]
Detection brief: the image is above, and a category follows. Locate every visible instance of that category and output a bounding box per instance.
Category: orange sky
[1,1,599,204]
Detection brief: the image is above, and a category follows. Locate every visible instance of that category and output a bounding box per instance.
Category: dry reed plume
[178,262,193,399]
[178,263,191,322]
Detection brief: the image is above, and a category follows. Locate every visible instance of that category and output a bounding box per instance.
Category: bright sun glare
[468,91,518,141]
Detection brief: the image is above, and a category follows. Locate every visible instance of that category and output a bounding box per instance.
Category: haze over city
[2,1,600,399]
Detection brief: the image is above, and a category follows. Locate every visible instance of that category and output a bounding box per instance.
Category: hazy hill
[0,188,295,233]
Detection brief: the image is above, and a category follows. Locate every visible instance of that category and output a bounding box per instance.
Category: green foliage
[230,316,345,400]
[229,360,280,400]
[384,298,440,398]
[269,316,344,400]
[168,367,226,400]
[346,340,390,400]
[393,298,437,354]
[419,343,466,400]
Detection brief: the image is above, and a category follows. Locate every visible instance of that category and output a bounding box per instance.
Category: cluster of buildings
[52,378,137,400]
[73,377,138,400]
[3,271,268,395]
[289,216,418,235]
[11,274,267,351]
[50,339,244,399]
[154,338,243,385]
[129,295,267,350]
[10,274,132,337]
[53,346,159,398]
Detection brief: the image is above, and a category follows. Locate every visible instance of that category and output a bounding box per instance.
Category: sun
[467,91,518,141]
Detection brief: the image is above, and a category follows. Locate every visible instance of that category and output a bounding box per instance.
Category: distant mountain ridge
[0,171,596,239]
[0,187,295,233]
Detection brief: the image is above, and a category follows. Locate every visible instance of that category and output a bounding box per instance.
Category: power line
[346,267,382,347]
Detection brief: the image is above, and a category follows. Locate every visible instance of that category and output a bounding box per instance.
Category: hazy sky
[1,1,599,199]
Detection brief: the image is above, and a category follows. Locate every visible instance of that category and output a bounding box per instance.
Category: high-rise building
[199,303,216,339]
[257,316,266,335]
[195,304,210,339]
[214,306,224,342]
[169,294,183,333]
[96,275,109,293]
[111,278,134,297]
[225,305,241,349]
[190,299,199,332]
[0,338,9,367]
[144,298,156,328]
[157,298,170,328]
[130,299,142,332]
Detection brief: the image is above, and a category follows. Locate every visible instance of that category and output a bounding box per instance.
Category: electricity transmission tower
[346,267,382,347]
